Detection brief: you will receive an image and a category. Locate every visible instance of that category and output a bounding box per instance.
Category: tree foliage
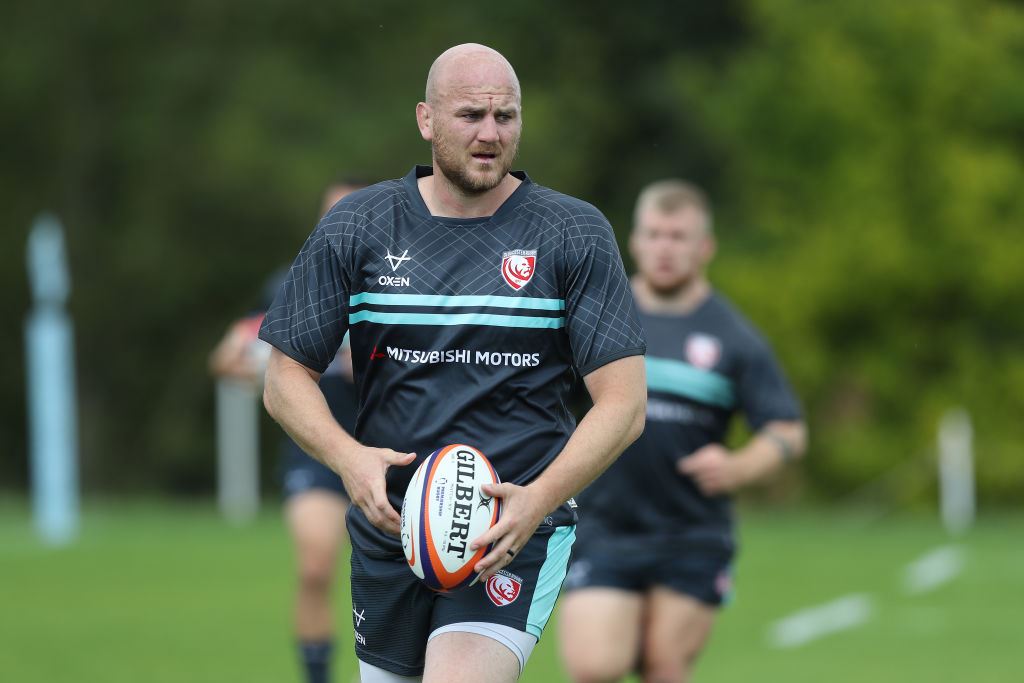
[2,0,1021,503]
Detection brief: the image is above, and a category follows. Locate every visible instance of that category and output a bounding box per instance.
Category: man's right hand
[332,445,416,536]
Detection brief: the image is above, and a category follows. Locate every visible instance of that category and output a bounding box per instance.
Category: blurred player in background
[259,43,647,683]
[558,180,807,683]
[209,181,364,683]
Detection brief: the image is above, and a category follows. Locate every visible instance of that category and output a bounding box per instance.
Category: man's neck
[631,275,712,315]
[417,169,521,218]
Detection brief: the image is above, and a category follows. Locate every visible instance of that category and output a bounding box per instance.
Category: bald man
[258,44,647,683]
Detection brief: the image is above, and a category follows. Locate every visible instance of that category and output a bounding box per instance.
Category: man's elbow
[262,377,279,421]
[625,392,647,446]
[792,422,809,459]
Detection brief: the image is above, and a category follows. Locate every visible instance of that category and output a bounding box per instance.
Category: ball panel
[402,444,501,592]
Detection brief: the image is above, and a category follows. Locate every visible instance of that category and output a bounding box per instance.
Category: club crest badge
[485,570,523,607]
[500,249,537,290]
[685,334,722,370]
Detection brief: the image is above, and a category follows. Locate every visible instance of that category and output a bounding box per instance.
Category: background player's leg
[558,588,643,683]
[422,631,520,683]
[285,489,349,683]
[640,587,716,683]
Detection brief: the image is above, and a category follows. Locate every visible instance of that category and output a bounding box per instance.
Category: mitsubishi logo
[385,249,411,271]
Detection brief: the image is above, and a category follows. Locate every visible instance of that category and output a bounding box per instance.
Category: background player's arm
[263,348,415,535]
[471,354,646,581]
[678,419,807,495]
[208,319,263,383]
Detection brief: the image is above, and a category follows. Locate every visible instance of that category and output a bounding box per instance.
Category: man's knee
[641,642,701,683]
[297,550,336,593]
[566,659,634,683]
[563,644,635,683]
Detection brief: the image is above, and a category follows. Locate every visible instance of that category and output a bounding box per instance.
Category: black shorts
[279,439,349,500]
[349,524,575,677]
[562,526,735,606]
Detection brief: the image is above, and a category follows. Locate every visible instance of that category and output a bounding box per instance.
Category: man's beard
[432,134,519,196]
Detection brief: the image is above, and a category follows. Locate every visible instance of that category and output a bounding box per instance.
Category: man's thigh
[422,629,522,683]
[642,587,717,682]
[558,588,644,681]
[285,489,350,556]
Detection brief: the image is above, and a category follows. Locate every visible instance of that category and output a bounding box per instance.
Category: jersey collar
[403,165,532,225]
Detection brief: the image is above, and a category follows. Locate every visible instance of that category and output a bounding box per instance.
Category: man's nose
[477,115,499,142]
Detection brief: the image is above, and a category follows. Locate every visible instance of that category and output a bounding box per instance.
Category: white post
[216,379,260,523]
[25,213,79,545]
[938,408,975,535]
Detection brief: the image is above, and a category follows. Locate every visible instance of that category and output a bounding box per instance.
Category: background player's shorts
[563,526,735,607]
[280,439,348,500]
[349,524,575,677]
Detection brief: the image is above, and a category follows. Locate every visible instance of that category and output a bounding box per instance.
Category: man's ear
[416,102,432,141]
[701,233,717,266]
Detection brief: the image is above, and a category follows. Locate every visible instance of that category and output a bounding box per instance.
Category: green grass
[1,501,1021,682]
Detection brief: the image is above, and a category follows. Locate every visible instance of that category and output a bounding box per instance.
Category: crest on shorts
[500,249,537,290]
[685,334,722,370]
[486,570,523,606]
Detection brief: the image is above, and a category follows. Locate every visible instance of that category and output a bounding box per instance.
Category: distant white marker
[903,545,965,595]
[768,594,875,649]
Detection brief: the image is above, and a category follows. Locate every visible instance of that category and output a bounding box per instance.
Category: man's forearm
[263,350,357,472]
[527,379,645,515]
[734,420,808,486]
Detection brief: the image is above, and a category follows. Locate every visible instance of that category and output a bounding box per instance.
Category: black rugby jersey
[578,291,801,537]
[259,166,645,554]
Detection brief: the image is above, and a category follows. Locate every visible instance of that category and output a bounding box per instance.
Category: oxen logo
[500,249,537,290]
[685,334,722,370]
[486,570,523,606]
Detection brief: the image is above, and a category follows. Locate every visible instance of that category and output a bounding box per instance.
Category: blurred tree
[669,0,1024,504]
[1,0,1021,504]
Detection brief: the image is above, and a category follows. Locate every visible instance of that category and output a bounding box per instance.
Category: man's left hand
[467,482,549,584]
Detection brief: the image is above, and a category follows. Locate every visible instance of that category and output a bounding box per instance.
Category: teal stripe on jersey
[526,525,576,638]
[645,357,736,409]
[348,310,565,329]
[349,292,565,311]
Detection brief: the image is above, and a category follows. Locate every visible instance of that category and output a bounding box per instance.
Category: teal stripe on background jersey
[349,292,565,311]
[526,525,576,638]
[645,356,736,409]
[348,310,565,329]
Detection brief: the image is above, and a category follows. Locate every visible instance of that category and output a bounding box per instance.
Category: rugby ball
[401,444,501,591]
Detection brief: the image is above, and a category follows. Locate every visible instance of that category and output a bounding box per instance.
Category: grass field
[1,500,1021,682]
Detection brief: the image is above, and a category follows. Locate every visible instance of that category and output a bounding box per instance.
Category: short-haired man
[259,44,647,683]
[559,180,807,683]
[209,182,363,683]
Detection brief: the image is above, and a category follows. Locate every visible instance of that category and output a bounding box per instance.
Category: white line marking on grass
[767,594,875,649]
[902,545,965,595]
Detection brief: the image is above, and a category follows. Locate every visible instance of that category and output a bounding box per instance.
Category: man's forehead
[447,86,520,108]
[637,205,708,230]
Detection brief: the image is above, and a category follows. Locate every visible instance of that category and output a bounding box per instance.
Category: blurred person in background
[209,180,364,683]
[558,180,807,683]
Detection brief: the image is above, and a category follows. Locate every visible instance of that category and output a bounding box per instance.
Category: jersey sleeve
[257,212,353,374]
[738,337,803,430]
[564,207,646,376]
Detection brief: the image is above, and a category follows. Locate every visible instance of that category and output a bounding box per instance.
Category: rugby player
[259,44,647,683]
[209,182,362,683]
[558,180,807,683]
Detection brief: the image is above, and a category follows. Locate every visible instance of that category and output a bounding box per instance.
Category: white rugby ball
[401,444,501,591]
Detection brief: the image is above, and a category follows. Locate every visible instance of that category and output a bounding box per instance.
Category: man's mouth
[471,151,498,162]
